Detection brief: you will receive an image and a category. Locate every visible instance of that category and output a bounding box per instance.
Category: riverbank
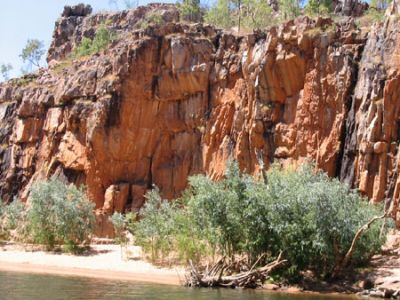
[0,243,184,286]
[1,232,400,298]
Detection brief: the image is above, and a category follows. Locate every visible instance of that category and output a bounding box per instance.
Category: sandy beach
[0,243,185,285]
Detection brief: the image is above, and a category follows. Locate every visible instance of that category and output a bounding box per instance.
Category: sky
[0,0,175,78]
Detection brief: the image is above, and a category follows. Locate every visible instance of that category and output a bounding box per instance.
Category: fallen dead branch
[184,252,287,288]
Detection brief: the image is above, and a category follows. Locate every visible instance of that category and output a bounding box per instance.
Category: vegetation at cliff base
[0,200,24,240]
[123,161,389,280]
[0,179,95,253]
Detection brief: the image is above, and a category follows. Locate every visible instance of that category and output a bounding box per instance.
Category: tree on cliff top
[204,0,232,29]
[0,63,13,81]
[20,39,45,71]
[178,0,202,22]
[278,0,301,20]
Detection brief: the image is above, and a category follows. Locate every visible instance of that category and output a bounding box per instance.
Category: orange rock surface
[2,3,400,232]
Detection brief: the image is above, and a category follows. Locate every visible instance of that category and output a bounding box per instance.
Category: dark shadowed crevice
[147,156,153,189]
[337,44,365,186]
[105,92,121,128]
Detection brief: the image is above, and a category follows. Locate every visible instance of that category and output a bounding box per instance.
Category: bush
[304,0,332,17]
[0,200,24,239]
[264,165,386,277]
[133,187,179,262]
[135,11,165,29]
[204,0,232,29]
[25,178,95,250]
[278,0,301,20]
[73,25,116,58]
[243,0,274,30]
[133,161,389,278]
[178,0,202,22]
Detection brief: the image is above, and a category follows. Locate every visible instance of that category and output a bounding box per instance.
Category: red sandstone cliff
[1,3,400,232]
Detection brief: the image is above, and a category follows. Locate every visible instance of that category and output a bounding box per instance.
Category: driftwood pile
[184,252,287,288]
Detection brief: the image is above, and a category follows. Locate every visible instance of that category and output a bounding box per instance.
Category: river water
[0,271,354,300]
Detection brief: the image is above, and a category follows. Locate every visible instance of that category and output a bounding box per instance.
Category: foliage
[178,0,202,22]
[133,187,179,261]
[304,0,332,17]
[135,11,165,29]
[204,0,232,29]
[25,178,95,251]
[356,0,387,27]
[0,200,24,239]
[240,0,274,30]
[134,161,389,278]
[263,164,387,277]
[364,7,385,23]
[278,0,301,20]
[369,0,390,11]
[72,25,116,58]
[0,63,13,81]
[111,212,136,245]
[20,39,45,70]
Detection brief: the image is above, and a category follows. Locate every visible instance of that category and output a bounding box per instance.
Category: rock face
[332,0,368,16]
[1,3,400,231]
[340,0,400,223]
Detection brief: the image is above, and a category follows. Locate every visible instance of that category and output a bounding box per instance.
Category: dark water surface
[0,271,354,300]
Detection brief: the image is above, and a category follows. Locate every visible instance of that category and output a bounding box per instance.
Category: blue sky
[0,0,175,78]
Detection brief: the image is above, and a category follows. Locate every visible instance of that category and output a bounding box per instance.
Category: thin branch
[332,212,387,278]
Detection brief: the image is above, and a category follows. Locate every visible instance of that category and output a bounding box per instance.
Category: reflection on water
[0,271,352,300]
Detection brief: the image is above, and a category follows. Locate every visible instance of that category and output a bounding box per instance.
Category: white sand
[0,244,185,285]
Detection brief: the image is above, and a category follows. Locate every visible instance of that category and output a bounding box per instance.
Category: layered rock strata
[1,3,400,232]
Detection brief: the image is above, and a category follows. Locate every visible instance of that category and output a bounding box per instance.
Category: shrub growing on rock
[25,178,95,250]
[135,11,165,29]
[73,25,116,58]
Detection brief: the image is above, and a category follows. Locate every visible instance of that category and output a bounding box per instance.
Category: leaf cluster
[132,161,389,278]
[72,25,117,58]
[20,39,45,69]
[135,11,165,29]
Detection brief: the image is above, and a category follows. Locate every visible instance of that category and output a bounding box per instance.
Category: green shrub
[178,0,202,22]
[0,201,6,238]
[134,161,389,278]
[111,212,128,245]
[365,8,384,23]
[25,178,95,250]
[204,0,232,29]
[264,165,387,277]
[110,212,136,258]
[134,187,179,262]
[304,0,332,17]
[240,0,275,30]
[73,25,116,58]
[278,0,301,20]
[135,11,165,29]
[0,200,24,239]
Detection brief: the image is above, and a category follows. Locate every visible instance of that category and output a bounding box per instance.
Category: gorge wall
[2,3,400,232]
